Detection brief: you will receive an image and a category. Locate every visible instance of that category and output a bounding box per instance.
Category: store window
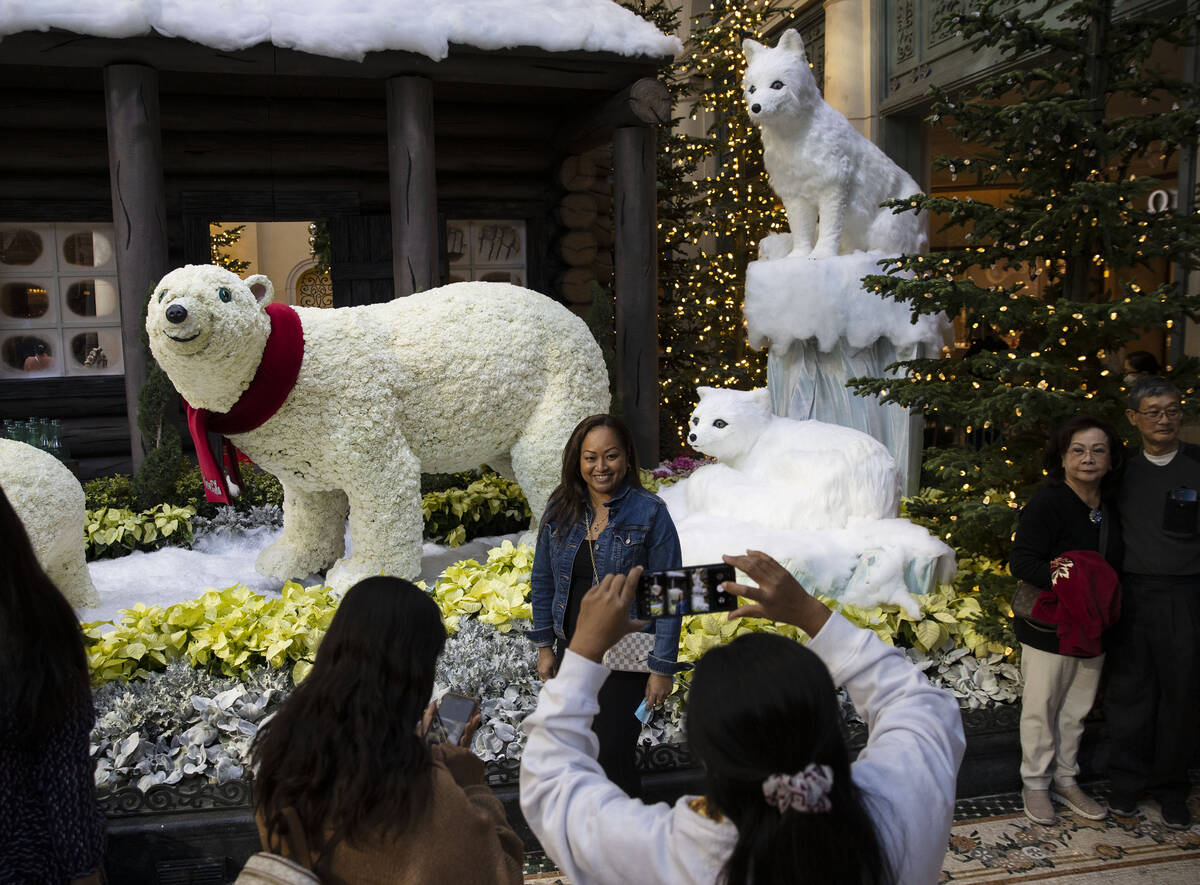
[447,220,527,285]
[0,223,123,379]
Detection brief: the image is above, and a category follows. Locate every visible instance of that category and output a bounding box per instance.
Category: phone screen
[636,564,737,619]
[437,693,478,746]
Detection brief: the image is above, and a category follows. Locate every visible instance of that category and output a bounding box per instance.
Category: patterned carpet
[521,785,1200,883]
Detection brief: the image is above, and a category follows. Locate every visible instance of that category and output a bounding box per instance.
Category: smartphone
[433,693,478,746]
[636,564,737,619]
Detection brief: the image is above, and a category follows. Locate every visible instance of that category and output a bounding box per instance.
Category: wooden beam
[554,77,671,153]
[104,64,169,471]
[612,125,658,466]
[387,76,439,296]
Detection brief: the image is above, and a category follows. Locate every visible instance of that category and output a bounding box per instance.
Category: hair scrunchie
[762,763,834,814]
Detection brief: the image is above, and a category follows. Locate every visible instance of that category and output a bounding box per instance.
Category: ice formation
[661,389,954,616]
[0,1,682,63]
[0,438,99,607]
[146,265,608,591]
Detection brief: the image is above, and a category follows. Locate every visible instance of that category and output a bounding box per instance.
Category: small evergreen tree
[210,222,251,273]
[850,0,1200,620]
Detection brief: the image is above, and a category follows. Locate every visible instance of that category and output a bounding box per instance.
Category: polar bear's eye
[748,85,756,94]
[770,80,784,90]
[156,289,168,303]
[713,419,728,429]
[217,287,232,303]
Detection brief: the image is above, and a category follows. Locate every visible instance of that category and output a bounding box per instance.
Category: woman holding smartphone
[251,576,523,883]
[520,552,965,885]
[528,414,683,797]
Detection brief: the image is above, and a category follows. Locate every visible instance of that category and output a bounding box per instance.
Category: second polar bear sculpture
[743,29,927,259]
[147,265,609,591]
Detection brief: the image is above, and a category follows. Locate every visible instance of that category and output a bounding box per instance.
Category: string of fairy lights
[651,0,789,453]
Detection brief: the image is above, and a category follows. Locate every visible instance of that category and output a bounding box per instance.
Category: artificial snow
[78,525,522,626]
[0,1,682,63]
[743,250,950,354]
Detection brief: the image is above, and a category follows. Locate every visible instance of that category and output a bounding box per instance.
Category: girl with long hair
[527,413,683,797]
[251,576,522,883]
[520,551,964,885]
[0,486,105,884]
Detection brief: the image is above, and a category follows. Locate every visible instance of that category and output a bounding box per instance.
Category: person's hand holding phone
[569,566,649,664]
[721,550,831,637]
[431,709,485,787]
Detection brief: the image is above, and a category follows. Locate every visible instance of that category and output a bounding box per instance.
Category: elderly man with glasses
[1105,376,1198,828]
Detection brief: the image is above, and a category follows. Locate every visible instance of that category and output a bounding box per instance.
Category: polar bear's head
[146,264,276,411]
[687,387,773,466]
[742,29,821,126]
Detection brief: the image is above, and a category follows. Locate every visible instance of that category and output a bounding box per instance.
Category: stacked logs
[555,146,615,316]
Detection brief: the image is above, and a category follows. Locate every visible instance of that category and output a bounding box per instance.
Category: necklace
[1089,507,1103,526]
[585,506,606,586]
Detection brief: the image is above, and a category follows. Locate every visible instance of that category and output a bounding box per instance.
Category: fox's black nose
[688,432,697,443]
[165,304,188,324]
[751,103,761,113]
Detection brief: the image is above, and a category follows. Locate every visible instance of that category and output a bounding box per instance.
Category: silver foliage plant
[91,661,290,792]
[92,621,1017,793]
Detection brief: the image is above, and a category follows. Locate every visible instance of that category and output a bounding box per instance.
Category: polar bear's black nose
[688,432,697,443]
[165,304,188,324]
[750,103,761,114]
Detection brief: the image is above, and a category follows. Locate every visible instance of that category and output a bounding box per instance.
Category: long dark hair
[252,576,446,857]
[0,486,90,745]
[1041,414,1124,493]
[543,414,645,531]
[687,634,893,885]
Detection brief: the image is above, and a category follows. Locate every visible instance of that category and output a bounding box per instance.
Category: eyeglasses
[1135,406,1183,421]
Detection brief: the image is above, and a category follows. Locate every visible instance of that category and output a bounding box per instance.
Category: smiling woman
[527,413,683,798]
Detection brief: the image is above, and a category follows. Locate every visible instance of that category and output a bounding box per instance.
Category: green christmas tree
[628,0,786,453]
[210,222,251,274]
[849,0,1200,638]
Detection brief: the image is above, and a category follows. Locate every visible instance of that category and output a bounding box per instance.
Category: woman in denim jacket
[528,414,682,796]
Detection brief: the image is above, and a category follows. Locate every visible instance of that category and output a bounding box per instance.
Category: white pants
[1019,643,1104,789]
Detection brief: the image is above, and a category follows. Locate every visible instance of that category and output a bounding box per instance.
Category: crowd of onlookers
[2,361,1195,883]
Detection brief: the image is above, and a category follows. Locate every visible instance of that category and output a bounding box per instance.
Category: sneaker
[1052,783,1107,820]
[1107,792,1139,817]
[1159,798,1193,830]
[1023,787,1056,825]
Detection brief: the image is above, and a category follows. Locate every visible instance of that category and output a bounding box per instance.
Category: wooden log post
[612,125,659,466]
[104,64,169,472]
[386,76,438,296]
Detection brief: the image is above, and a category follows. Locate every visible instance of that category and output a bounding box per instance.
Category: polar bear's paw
[758,232,794,261]
[325,552,420,594]
[256,539,339,583]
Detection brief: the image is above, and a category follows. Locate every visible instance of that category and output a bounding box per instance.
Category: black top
[1118,443,1200,577]
[562,542,596,645]
[1009,482,1123,653]
[0,687,106,883]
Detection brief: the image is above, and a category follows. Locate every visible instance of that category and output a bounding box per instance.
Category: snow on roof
[0,0,682,63]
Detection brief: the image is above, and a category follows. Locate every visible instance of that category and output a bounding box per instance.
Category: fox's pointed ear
[750,387,772,410]
[697,385,719,401]
[742,38,764,63]
[778,28,806,56]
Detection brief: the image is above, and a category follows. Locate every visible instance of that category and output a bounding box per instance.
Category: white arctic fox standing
[743,29,927,259]
[147,265,609,591]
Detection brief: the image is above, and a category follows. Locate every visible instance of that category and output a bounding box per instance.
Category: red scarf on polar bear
[183,303,304,504]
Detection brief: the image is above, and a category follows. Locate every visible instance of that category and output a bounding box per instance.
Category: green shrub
[85,504,195,560]
[84,474,137,511]
[422,470,531,546]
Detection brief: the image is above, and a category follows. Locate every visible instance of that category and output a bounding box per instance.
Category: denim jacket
[528,483,684,674]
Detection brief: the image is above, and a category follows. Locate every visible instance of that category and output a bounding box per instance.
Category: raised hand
[721,550,831,636]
